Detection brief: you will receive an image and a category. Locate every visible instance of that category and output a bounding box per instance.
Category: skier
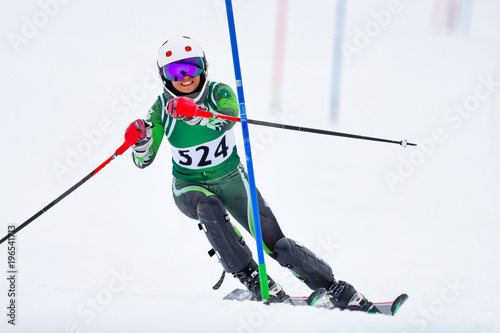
[125,36,377,311]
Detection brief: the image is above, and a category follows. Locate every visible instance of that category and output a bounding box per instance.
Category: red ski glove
[125,119,153,156]
[167,97,212,120]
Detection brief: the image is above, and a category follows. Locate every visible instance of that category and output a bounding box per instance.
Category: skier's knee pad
[273,237,334,290]
[174,190,208,220]
[197,196,253,273]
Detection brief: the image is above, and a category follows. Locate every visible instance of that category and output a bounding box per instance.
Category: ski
[223,288,408,316]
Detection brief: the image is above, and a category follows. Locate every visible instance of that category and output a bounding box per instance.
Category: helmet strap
[162,72,209,104]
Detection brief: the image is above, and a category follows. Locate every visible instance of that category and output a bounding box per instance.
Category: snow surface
[1,0,500,332]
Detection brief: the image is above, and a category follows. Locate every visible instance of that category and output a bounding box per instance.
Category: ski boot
[327,280,380,313]
[234,262,291,304]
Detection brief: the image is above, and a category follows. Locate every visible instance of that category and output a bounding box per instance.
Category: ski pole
[0,126,142,246]
[178,100,415,147]
[189,108,415,148]
[225,0,270,302]
[217,114,416,147]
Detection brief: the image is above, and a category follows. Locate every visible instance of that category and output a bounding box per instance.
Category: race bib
[170,131,236,170]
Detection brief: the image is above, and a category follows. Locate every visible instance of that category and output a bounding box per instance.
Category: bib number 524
[177,135,231,168]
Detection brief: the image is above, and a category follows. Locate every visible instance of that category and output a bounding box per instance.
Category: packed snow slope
[1,0,499,332]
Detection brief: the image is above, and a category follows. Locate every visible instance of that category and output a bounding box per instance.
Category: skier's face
[172,75,200,94]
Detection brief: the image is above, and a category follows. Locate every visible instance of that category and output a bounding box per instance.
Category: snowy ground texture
[1,0,500,332]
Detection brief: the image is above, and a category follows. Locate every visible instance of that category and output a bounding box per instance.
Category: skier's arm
[165,83,240,131]
[131,99,165,168]
[170,83,240,131]
[206,83,239,131]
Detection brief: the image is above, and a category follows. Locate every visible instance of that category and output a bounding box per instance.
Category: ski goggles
[161,57,204,81]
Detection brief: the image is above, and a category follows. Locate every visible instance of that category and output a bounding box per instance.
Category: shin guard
[273,237,335,290]
[197,196,253,273]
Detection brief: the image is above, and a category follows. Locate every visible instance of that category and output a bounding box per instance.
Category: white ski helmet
[157,36,208,83]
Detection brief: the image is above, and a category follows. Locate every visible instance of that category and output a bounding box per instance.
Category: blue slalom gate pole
[225,0,269,301]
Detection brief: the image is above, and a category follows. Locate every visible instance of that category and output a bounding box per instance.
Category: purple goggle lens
[162,57,204,81]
